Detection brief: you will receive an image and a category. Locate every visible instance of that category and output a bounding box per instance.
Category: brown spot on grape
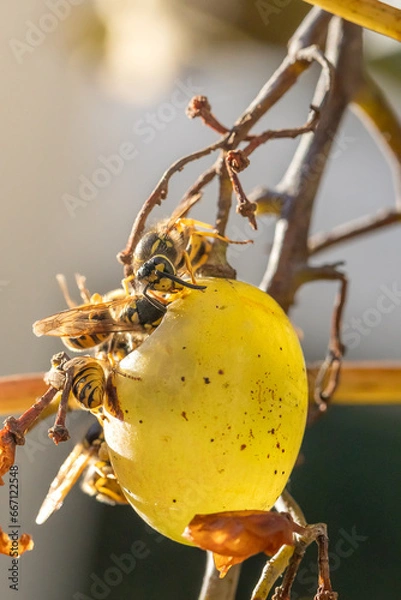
[282,449,285,453]
[274,470,278,475]
[182,346,187,350]
[203,377,211,384]
[139,419,143,424]
[240,444,247,451]
[276,442,281,449]
[181,412,188,421]
[172,499,177,503]
[181,376,186,382]
[218,369,224,375]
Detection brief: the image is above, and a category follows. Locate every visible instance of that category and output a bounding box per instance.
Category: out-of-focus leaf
[302,0,401,41]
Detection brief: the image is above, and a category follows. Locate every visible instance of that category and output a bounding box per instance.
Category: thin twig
[298,264,348,414]
[200,157,237,279]
[242,106,320,157]
[309,208,401,255]
[250,545,295,600]
[186,95,240,138]
[315,527,338,600]
[118,137,228,276]
[225,150,257,230]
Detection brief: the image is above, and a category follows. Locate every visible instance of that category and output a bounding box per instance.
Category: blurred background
[0,1,400,598]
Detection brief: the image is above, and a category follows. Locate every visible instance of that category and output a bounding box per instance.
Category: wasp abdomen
[62,333,111,351]
[69,357,106,410]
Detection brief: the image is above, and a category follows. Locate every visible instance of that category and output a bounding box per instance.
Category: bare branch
[242,106,320,158]
[200,158,237,279]
[309,208,401,255]
[225,150,257,230]
[118,12,335,281]
[260,20,363,312]
[117,137,227,276]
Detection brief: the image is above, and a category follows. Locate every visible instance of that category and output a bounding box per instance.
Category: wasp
[31,277,170,437]
[132,202,251,296]
[33,277,167,360]
[36,420,127,525]
[50,274,164,361]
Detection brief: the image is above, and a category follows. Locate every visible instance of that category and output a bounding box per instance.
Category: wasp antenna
[161,272,207,290]
[143,286,168,313]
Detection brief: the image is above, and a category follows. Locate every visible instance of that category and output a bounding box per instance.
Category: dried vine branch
[308,71,401,255]
[118,11,337,280]
[309,208,401,254]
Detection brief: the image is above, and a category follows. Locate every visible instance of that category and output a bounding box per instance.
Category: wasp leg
[74,273,92,303]
[56,274,78,308]
[48,379,71,444]
[122,275,136,295]
[183,251,197,284]
[193,229,252,245]
[176,218,252,245]
[143,285,169,312]
[175,218,218,232]
[56,273,94,308]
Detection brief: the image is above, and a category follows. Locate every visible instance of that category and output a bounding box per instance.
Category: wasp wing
[36,441,95,524]
[166,192,203,230]
[33,296,137,337]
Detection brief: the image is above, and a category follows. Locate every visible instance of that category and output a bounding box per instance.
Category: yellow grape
[102,278,308,544]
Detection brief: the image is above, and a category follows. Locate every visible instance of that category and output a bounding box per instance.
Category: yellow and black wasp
[132,202,251,297]
[46,274,165,362]
[32,276,169,441]
[31,272,171,515]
